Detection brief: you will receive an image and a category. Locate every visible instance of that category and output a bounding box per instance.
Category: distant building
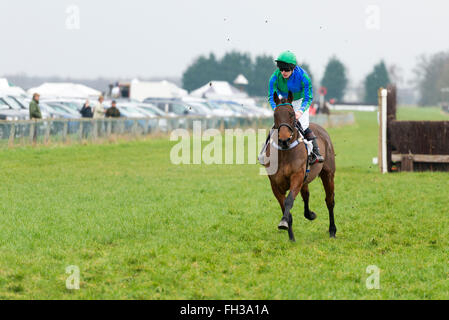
[115,79,188,101]
[342,86,364,103]
[233,74,249,92]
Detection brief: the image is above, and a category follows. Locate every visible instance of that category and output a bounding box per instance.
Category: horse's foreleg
[320,170,336,238]
[269,180,286,216]
[301,184,317,221]
[278,172,304,241]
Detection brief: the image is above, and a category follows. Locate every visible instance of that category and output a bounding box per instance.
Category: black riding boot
[304,128,325,163]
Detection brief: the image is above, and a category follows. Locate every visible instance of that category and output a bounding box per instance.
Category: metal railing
[0,113,354,148]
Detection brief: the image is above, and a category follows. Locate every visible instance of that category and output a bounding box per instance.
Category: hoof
[304,211,317,221]
[329,231,337,238]
[278,219,289,230]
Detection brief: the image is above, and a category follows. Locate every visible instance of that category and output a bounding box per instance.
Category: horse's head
[273,91,296,149]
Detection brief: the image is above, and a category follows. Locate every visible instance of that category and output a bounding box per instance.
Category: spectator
[80,100,93,118]
[29,93,42,119]
[111,82,120,99]
[93,96,105,119]
[105,101,121,118]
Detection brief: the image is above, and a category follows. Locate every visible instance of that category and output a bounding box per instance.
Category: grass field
[0,107,448,299]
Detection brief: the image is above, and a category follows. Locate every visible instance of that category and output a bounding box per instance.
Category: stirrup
[309,153,324,165]
[308,154,318,165]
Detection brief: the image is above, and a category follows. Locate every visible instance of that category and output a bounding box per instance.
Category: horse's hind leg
[301,184,317,221]
[320,170,337,238]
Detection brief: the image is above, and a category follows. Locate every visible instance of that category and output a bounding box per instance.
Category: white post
[381,89,388,174]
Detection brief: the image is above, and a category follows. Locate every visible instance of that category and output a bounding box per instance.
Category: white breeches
[292,99,309,130]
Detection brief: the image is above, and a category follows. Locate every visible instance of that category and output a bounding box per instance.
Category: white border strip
[381,89,388,174]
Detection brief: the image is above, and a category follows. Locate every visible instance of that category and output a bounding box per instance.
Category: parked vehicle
[44,102,81,118]
[0,96,30,120]
[24,98,78,119]
[225,100,271,118]
[207,100,242,117]
[136,102,174,117]
[184,101,214,117]
[41,99,84,113]
[143,98,206,116]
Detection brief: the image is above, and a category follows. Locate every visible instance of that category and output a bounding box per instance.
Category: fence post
[63,120,68,143]
[378,88,388,174]
[29,122,35,144]
[107,119,112,136]
[132,119,138,138]
[155,118,161,135]
[8,123,15,147]
[401,155,414,172]
[78,119,84,141]
[144,119,149,135]
[92,120,97,142]
[44,121,51,145]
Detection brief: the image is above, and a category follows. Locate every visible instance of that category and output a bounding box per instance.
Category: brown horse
[264,91,337,241]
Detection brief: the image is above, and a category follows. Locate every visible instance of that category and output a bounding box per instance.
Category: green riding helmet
[275,50,297,66]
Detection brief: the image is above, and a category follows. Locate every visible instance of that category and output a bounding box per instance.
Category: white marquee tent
[0,78,27,96]
[129,79,188,101]
[233,74,249,85]
[27,82,101,99]
[190,81,248,99]
[190,80,258,106]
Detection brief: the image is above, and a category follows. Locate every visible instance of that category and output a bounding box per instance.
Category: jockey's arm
[268,73,278,110]
[300,71,313,114]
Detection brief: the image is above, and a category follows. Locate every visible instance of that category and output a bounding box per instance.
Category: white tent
[27,82,101,99]
[233,74,249,85]
[130,80,187,101]
[190,81,248,99]
[0,78,27,96]
[190,80,259,106]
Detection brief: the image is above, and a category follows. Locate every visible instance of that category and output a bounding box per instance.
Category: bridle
[274,103,297,149]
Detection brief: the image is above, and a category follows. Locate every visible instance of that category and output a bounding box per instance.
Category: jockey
[260,50,324,164]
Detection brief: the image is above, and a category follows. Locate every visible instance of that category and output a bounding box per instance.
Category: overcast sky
[1,0,448,86]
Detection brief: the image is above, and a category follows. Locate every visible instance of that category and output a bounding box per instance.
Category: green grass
[0,109,448,299]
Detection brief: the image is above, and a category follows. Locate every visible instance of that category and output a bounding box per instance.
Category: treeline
[414,51,449,106]
[182,50,449,106]
[181,52,277,96]
[181,51,390,104]
[181,51,316,97]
